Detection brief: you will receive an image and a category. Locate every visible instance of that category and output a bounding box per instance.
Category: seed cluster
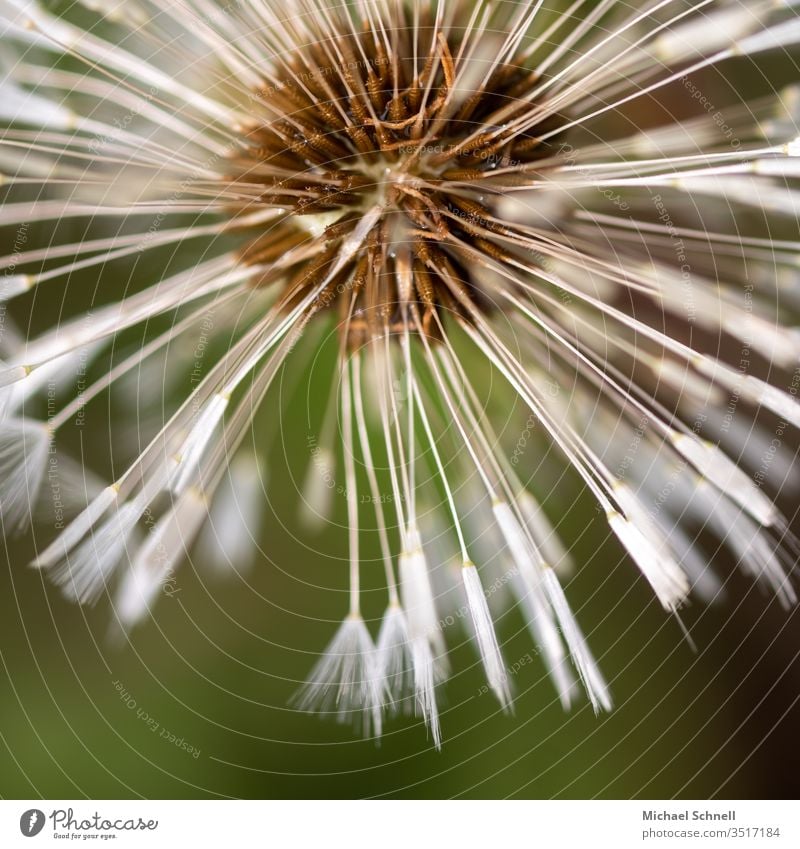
[227,19,560,342]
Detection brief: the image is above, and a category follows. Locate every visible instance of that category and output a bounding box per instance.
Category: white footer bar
[2,800,796,848]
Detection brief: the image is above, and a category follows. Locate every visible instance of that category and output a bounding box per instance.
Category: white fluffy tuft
[197,451,263,575]
[376,604,414,711]
[114,487,207,628]
[542,569,612,714]
[462,562,511,709]
[0,419,51,533]
[50,500,141,605]
[294,615,384,738]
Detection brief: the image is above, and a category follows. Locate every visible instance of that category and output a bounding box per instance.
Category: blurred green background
[2,1,800,801]
[2,381,799,799]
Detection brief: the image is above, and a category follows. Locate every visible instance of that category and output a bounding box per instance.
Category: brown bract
[225,16,561,344]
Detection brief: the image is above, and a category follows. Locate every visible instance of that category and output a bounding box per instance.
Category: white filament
[462,562,511,709]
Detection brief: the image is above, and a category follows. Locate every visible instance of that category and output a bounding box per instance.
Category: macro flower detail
[1,0,800,749]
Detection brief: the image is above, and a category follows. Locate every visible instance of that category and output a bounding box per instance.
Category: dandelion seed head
[225,6,562,345]
[1,0,799,746]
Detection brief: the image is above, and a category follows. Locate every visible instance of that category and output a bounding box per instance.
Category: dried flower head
[1,0,800,746]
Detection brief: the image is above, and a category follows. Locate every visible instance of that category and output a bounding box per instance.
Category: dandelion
[1,0,799,747]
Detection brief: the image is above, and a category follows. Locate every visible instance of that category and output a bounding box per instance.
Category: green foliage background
[1,1,800,800]
[2,361,799,798]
